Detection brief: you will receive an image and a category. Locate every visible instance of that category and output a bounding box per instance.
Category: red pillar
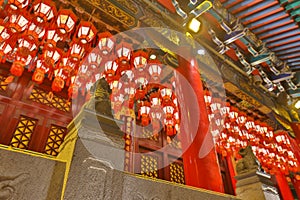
[276,172,294,200]
[175,47,224,192]
[292,178,300,199]
[226,156,236,194]
[291,122,300,146]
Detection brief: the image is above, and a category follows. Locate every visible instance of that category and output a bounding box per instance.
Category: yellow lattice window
[10,116,37,149]
[45,125,67,156]
[29,87,71,112]
[141,128,158,141]
[170,163,185,184]
[169,137,182,149]
[141,155,158,178]
[0,74,10,91]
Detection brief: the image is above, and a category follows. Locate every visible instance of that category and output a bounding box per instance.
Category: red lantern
[7,0,29,11]
[56,9,77,35]
[103,58,119,83]
[69,42,86,62]
[32,0,57,24]
[76,21,97,44]
[33,46,62,81]
[228,106,238,122]
[132,50,148,71]
[160,86,173,103]
[164,119,176,137]
[26,22,46,39]
[15,36,38,66]
[148,59,162,81]
[163,102,175,120]
[98,32,115,56]
[52,73,65,92]
[10,61,24,76]
[0,20,12,43]
[122,80,135,108]
[115,42,132,73]
[204,89,212,106]
[134,70,149,100]
[32,68,45,84]
[0,37,16,62]
[9,13,30,33]
[236,112,247,126]
[138,101,151,126]
[111,92,124,115]
[68,76,79,99]
[44,26,61,47]
[58,57,78,85]
[87,51,102,69]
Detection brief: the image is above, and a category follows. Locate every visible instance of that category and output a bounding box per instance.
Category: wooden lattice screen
[10,115,37,149]
[44,124,67,156]
[29,87,71,112]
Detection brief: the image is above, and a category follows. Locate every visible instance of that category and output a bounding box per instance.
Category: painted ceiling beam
[271,41,300,52]
[286,57,300,63]
[228,0,263,13]
[222,0,242,8]
[279,52,300,60]
[264,34,300,47]
[288,62,300,67]
[241,8,284,25]
[252,18,293,34]
[258,24,298,39]
[261,29,299,43]
[235,1,278,18]
[276,47,300,56]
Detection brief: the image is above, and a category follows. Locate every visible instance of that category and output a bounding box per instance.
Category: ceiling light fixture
[295,100,300,109]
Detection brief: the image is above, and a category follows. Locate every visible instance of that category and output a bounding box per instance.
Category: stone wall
[63,108,239,200]
[0,147,66,200]
[64,138,239,200]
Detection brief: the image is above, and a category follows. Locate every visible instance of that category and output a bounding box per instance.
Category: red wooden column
[276,172,294,200]
[291,122,300,147]
[292,178,300,199]
[175,46,224,192]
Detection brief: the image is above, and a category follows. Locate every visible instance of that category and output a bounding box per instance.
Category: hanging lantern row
[0,0,181,141]
[204,90,299,175]
[105,49,180,142]
[0,0,108,95]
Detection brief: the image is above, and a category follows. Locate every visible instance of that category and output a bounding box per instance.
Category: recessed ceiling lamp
[187,18,201,33]
[295,100,300,109]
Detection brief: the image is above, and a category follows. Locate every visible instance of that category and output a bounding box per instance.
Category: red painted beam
[156,0,175,13]
[260,26,298,40]
[231,0,263,15]
[243,7,284,25]
[238,1,278,19]
[249,14,289,30]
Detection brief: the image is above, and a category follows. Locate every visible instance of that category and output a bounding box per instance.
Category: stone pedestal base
[63,109,239,200]
[235,170,280,200]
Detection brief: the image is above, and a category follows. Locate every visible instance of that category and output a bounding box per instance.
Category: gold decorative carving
[115,0,138,14]
[238,79,263,101]
[225,82,261,107]
[170,163,185,184]
[88,0,136,27]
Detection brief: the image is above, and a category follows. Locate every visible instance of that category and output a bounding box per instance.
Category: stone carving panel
[0,148,65,200]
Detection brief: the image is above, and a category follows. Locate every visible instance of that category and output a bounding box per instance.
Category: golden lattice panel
[0,75,9,91]
[10,116,37,149]
[170,163,185,184]
[45,125,66,156]
[141,155,158,178]
[141,128,158,141]
[169,137,182,149]
[29,87,71,112]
